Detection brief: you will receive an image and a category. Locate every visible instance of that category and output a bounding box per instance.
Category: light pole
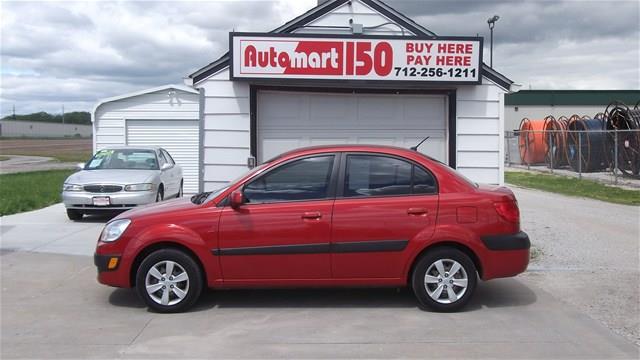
[487,15,500,67]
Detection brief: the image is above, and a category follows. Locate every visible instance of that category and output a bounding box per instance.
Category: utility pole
[487,15,500,67]
[62,104,65,124]
[13,104,16,119]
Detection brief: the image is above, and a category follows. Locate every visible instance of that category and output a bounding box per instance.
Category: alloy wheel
[424,258,468,304]
[145,260,190,306]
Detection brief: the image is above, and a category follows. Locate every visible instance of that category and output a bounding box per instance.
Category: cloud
[1,0,638,115]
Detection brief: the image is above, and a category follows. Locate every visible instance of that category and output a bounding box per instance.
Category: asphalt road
[0,190,638,359]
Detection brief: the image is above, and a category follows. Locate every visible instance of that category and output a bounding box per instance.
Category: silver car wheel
[424,258,468,304]
[145,260,190,306]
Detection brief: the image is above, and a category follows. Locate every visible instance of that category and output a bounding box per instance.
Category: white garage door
[257,91,447,163]
[127,120,199,195]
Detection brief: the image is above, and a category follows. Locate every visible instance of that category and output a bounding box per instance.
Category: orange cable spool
[518,118,547,164]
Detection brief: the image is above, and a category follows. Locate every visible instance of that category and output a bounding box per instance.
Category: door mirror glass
[229,190,244,209]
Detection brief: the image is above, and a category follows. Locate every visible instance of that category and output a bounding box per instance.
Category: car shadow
[107,278,536,313]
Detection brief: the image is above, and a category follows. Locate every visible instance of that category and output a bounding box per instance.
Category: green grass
[0,170,74,216]
[505,171,640,206]
[0,155,9,161]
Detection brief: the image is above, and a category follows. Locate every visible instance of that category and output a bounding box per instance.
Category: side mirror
[161,163,172,171]
[229,190,244,209]
[75,163,85,171]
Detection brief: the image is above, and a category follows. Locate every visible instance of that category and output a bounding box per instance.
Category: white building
[92,85,201,194]
[93,0,515,194]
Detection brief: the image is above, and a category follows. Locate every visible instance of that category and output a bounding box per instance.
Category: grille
[83,185,123,193]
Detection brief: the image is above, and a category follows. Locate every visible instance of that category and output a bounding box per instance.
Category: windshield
[85,149,159,170]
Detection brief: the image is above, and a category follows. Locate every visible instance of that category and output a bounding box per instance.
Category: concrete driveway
[1,192,638,359]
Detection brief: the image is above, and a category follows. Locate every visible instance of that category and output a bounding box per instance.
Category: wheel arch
[130,241,207,287]
[407,241,483,284]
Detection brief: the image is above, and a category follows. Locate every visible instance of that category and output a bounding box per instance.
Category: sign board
[230,33,482,84]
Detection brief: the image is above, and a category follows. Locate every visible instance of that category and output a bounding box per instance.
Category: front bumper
[63,190,156,210]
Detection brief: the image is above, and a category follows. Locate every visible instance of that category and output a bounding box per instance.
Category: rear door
[218,154,338,281]
[330,153,439,279]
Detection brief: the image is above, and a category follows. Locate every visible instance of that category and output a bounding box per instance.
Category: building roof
[505,90,640,106]
[92,84,198,122]
[188,0,513,90]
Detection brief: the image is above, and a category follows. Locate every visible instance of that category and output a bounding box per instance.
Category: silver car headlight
[124,183,153,192]
[100,219,131,242]
[63,183,83,192]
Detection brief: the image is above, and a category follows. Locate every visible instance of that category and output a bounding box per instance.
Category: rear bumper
[480,231,530,251]
[480,231,531,280]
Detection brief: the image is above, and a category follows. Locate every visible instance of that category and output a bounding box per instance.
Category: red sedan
[94,145,530,312]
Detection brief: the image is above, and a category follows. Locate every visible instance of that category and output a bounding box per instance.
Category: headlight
[99,219,131,242]
[63,183,83,192]
[124,183,153,191]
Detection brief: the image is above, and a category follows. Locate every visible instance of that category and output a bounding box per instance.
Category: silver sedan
[62,146,183,220]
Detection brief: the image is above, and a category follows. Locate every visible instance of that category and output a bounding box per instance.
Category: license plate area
[92,196,111,206]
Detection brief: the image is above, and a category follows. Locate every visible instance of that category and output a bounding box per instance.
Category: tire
[135,249,203,313]
[177,180,183,198]
[66,209,83,221]
[155,186,164,202]
[412,247,477,312]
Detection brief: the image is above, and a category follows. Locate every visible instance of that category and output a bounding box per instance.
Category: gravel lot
[513,187,640,345]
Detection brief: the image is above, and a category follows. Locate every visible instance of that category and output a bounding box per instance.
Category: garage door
[257,91,447,163]
[127,120,199,195]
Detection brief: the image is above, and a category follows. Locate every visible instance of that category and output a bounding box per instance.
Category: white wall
[199,70,252,191]
[94,89,199,152]
[457,80,505,184]
[0,120,92,138]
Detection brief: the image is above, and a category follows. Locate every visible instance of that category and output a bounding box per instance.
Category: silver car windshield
[85,149,159,170]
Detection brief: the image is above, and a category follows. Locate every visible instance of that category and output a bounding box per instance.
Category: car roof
[274,144,433,162]
[101,146,162,151]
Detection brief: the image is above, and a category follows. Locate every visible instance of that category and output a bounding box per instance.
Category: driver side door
[217,154,338,282]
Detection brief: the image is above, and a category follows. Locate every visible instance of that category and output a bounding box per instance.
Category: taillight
[494,201,520,223]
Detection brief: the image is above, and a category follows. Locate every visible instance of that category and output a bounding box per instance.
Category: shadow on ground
[108,278,536,313]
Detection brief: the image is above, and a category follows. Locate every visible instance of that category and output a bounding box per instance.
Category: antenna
[410,136,429,151]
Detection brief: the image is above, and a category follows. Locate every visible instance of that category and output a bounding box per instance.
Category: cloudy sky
[1,0,638,115]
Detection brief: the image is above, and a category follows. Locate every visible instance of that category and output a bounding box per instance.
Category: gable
[189,0,512,90]
[292,0,415,36]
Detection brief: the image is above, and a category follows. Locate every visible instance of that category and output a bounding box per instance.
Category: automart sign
[230,33,482,84]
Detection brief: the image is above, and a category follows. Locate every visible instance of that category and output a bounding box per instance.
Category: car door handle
[301,212,322,220]
[407,208,428,215]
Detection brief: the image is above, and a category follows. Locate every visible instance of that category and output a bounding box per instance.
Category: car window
[413,165,437,194]
[243,155,334,204]
[344,155,436,197]
[157,151,167,167]
[345,155,411,197]
[162,149,175,165]
[85,149,159,170]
